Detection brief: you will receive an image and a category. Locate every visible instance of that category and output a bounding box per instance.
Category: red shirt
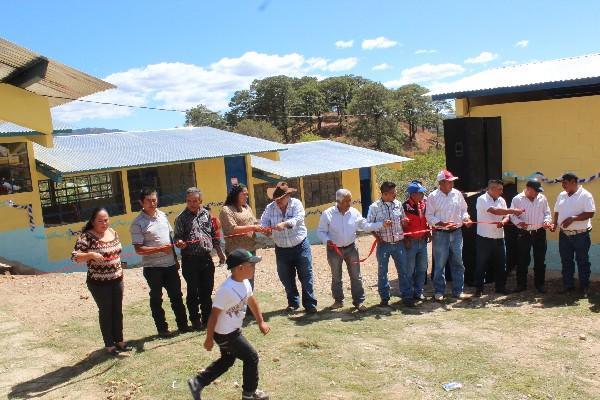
[402,198,428,239]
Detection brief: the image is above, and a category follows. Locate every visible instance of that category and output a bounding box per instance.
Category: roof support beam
[0,83,52,136]
[252,169,283,184]
[36,161,63,183]
[2,57,49,88]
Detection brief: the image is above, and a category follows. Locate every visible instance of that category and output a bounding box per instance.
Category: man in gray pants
[317,189,391,311]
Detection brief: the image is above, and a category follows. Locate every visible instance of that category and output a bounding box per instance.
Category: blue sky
[4,0,600,131]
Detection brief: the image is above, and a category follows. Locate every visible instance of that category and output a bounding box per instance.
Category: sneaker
[434,293,444,301]
[242,389,269,400]
[355,303,368,312]
[305,307,318,314]
[453,292,468,300]
[188,377,204,400]
[414,294,426,301]
[330,301,344,309]
[286,305,299,313]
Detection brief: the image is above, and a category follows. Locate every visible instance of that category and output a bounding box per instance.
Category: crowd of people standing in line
[71,169,595,400]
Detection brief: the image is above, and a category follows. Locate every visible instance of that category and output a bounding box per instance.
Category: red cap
[436,169,459,182]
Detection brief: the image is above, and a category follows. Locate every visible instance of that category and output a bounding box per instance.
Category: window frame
[0,142,33,195]
[302,172,342,208]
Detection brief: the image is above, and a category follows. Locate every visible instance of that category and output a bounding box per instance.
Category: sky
[3,0,600,131]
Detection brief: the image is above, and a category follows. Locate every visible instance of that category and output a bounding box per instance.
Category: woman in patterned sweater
[72,207,130,356]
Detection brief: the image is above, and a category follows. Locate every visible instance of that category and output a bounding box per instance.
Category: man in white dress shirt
[551,173,596,297]
[474,180,524,297]
[509,180,552,293]
[425,170,473,301]
[317,189,392,311]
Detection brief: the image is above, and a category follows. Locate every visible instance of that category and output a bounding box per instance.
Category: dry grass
[1,237,599,400]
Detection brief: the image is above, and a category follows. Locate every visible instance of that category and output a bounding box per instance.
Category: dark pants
[516,229,547,288]
[475,235,507,291]
[87,279,124,348]
[559,230,592,289]
[326,244,365,305]
[181,253,215,324]
[142,265,188,332]
[197,329,259,393]
[274,238,318,310]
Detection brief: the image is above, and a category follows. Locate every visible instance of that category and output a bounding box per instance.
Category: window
[127,163,196,212]
[38,172,125,226]
[253,178,301,218]
[303,172,341,208]
[0,142,32,195]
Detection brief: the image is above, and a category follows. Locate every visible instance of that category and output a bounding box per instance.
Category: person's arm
[203,307,222,351]
[563,193,596,228]
[173,215,187,249]
[283,200,305,229]
[357,209,386,232]
[461,195,473,226]
[542,197,552,227]
[72,234,105,263]
[425,195,442,226]
[247,295,270,335]
[221,207,264,235]
[487,207,524,216]
[317,212,331,244]
[260,204,272,228]
[509,197,525,227]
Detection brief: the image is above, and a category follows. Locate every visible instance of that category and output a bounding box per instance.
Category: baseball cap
[226,249,262,269]
[407,180,427,194]
[525,180,544,192]
[436,170,459,182]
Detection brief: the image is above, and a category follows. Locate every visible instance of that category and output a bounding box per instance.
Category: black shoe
[191,319,204,331]
[535,285,547,294]
[558,287,576,295]
[513,285,526,293]
[474,289,483,298]
[305,307,318,314]
[579,287,590,298]
[414,294,426,301]
[402,299,416,307]
[158,330,174,338]
[378,300,391,308]
[242,389,269,400]
[178,325,193,334]
[188,377,203,400]
[496,288,512,295]
[286,305,299,313]
[107,347,122,357]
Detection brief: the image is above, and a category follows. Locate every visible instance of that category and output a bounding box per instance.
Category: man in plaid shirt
[367,181,410,307]
[260,182,317,313]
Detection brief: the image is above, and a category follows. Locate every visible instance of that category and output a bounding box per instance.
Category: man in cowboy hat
[260,182,318,313]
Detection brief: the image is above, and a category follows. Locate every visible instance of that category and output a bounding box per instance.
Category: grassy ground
[3,283,599,399]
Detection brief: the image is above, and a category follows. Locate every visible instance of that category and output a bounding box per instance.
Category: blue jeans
[274,238,318,310]
[474,235,507,291]
[432,230,465,297]
[403,238,428,299]
[559,231,591,289]
[376,241,407,302]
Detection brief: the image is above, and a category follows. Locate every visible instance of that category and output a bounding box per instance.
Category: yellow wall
[0,84,53,137]
[460,94,600,243]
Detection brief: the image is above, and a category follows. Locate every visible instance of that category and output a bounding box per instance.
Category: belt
[561,228,591,236]
[518,228,544,235]
[381,239,404,244]
[437,228,458,233]
[335,243,355,249]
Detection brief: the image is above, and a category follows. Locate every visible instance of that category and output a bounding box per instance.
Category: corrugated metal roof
[0,121,72,137]
[430,53,600,100]
[0,38,114,106]
[33,127,287,175]
[251,140,411,178]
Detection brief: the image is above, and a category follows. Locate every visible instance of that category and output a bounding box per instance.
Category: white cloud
[361,36,399,50]
[335,40,354,48]
[464,51,499,64]
[52,52,358,122]
[502,60,518,66]
[372,63,392,71]
[384,63,465,87]
[514,40,529,48]
[415,49,437,54]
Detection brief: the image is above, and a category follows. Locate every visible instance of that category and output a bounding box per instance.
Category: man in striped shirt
[367,181,409,307]
[509,180,552,293]
[425,170,473,301]
[260,182,317,313]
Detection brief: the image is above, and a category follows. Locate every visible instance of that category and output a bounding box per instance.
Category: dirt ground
[1,236,599,399]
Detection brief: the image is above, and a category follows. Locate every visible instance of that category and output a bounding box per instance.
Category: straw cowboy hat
[267,181,297,201]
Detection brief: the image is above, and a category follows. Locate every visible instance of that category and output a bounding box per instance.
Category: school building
[431,53,600,272]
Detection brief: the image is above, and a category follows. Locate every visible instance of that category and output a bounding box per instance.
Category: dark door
[224,156,248,192]
[359,167,372,218]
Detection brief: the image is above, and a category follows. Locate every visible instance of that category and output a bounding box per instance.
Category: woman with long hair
[72,207,130,356]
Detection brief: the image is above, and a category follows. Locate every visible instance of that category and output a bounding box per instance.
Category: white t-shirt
[476,192,507,239]
[213,277,253,334]
[554,186,596,230]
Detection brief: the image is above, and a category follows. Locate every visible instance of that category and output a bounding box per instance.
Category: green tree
[320,75,370,133]
[250,75,297,141]
[390,84,437,143]
[185,104,227,129]
[348,82,404,152]
[292,79,327,131]
[233,119,283,142]
[225,90,254,127]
